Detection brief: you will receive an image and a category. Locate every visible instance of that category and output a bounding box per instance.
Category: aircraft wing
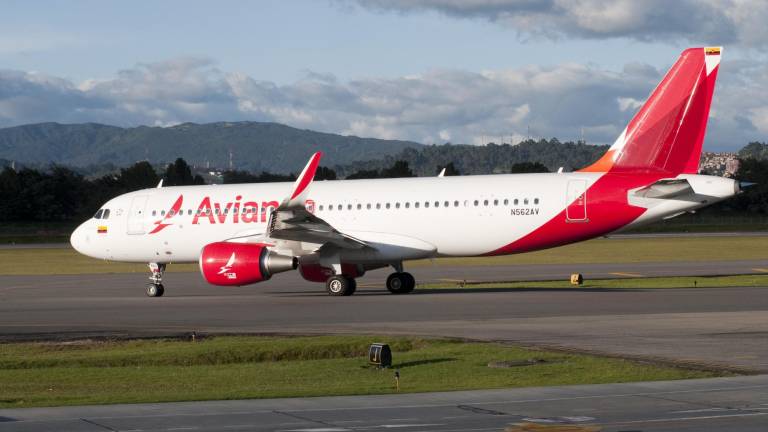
[266,152,369,250]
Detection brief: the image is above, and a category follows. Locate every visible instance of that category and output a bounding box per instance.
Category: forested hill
[335,140,609,177]
[0,122,421,173]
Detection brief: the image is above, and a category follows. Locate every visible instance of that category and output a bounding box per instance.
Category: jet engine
[199,242,296,286]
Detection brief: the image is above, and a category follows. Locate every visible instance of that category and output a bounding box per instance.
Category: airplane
[71,46,744,297]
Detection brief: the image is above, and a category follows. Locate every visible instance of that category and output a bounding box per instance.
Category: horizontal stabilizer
[633,179,693,199]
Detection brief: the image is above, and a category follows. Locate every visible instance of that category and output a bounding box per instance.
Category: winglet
[281,152,323,208]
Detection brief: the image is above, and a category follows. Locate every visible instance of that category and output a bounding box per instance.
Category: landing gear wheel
[386,272,415,294]
[147,262,167,298]
[146,283,164,297]
[326,275,355,296]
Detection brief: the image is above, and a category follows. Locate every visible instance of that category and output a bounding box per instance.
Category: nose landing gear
[146,262,166,297]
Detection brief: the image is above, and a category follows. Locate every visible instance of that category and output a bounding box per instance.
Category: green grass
[2,235,767,276]
[422,274,768,290]
[0,335,719,408]
[410,235,768,268]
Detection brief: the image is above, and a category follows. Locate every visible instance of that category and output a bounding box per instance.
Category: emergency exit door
[566,180,588,222]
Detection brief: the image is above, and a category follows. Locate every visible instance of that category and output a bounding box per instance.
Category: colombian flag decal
[705,47,721,56]
[97,226,108,234]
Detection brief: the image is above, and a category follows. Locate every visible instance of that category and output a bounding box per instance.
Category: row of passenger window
[146,197,542,217]
[318,198,540,212]
[151,207,269,217]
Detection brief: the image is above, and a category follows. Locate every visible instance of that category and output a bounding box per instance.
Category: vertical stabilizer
[581,47,721,175]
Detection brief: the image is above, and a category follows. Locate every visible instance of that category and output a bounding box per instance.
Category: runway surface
[2,375,768,431]
[2,260,768,372]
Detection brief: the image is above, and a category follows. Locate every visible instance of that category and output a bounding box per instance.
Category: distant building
[699,152,739,177]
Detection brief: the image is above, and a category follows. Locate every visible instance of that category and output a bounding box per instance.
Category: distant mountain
[0,122,421,173]
[335,140,609,177]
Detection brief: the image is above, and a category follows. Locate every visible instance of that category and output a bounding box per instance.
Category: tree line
[2,156,766,224]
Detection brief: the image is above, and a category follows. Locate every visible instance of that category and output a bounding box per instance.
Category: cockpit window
[102,209,110,219]
[93,209,104,219]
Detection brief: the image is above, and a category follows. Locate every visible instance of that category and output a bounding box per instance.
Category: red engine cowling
[298,263,365,283]
[199,242,296,286]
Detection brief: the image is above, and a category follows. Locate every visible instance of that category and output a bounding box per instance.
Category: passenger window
[405,202,410,208]
[152,210,157,216]
[473,200,479,207]
[367,203,372,209]
[103,209,110,219]
[425,202,430,208]
[376,203,381,209]
[357,204,362,210]
[504,199,509,205]
[454,201,459,207]
[483,200,489,206]
[386,203,391,209]
[337,204,342,210]
[162,210,167,216]
[524,198,529,205]
[514,199,519,205]
[434,201,439,208]
[347,204,352,210]
[534,198,540,204]
[415,202,420,208]
[189,209,193,215]
[493,199,498,206]
[319,205,324,211]
[395,202,400,209]
[444,201,449,207]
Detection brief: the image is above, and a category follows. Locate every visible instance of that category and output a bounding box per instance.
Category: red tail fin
[581,47,721,175]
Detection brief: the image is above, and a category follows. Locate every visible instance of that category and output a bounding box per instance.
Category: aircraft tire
[326,275,354,296]
[386,272,414,294]
[146,283,164,297]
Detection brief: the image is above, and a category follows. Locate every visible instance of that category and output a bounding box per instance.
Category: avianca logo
[218,252,237,279]
[149,195,183,234]
[149,194,306,235]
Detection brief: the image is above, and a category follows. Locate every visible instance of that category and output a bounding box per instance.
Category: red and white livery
[71,47,742,297]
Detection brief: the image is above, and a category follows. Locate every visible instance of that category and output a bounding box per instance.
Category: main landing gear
[386,272,415,294]
[321,262,415,296]
[146,262,166,297]
[386,261,415,294]
[326,275,357,296]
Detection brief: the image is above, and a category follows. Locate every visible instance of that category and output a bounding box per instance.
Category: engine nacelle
[199,242,296,286]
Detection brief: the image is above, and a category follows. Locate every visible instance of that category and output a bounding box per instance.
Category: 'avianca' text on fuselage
[149,195,282,234]
[70,47,737,298]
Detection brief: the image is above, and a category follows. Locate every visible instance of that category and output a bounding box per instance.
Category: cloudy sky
[2,0,768,150]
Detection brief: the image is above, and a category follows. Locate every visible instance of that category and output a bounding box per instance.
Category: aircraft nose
[70,223,90,255]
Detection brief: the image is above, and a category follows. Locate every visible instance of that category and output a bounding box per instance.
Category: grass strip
[2,236,768,275]
[0,335,720,408]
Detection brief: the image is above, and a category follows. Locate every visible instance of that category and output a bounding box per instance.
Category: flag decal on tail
[705,47,721,56]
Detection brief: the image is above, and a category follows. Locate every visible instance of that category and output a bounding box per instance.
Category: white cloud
[0,54,766,151]
[344,0,768,48]
[617,97,643,112]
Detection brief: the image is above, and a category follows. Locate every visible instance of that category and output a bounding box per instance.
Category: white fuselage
[70,172,738,265]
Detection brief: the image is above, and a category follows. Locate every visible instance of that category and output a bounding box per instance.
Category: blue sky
[1,0,767,150]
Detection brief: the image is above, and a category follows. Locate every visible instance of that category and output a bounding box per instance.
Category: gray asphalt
[2,260,768,372]
[2,375,768,431]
